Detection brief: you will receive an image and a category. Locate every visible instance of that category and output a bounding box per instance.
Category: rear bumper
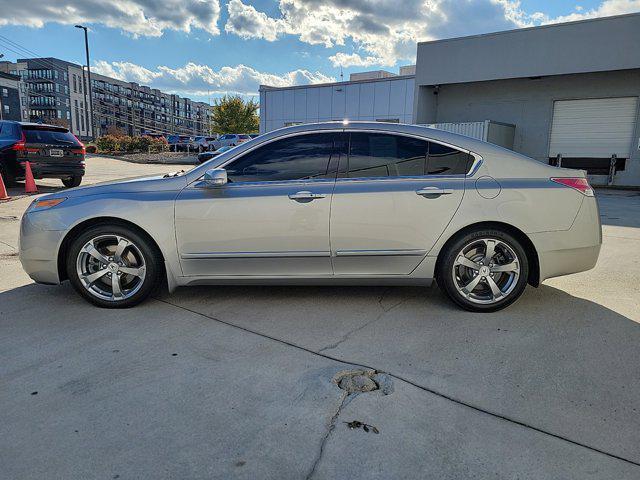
[530,196,602,283]
[19,161,85,180]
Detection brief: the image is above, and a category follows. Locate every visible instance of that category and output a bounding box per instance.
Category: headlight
[29,197,67,211]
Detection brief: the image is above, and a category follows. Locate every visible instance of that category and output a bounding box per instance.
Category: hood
[40,173,188,201]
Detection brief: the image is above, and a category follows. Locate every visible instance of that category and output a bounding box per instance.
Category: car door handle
[288,191,327,201]
[416,187,454,197]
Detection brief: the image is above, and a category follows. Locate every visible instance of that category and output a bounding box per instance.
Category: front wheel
[437,229,529,312]
[66,225,162,308]
[62,176,82,188]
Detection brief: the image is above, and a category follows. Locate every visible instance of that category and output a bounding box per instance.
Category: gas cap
[475,176,501,199]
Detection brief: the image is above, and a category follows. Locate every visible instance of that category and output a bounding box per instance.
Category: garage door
[549,97,638,158]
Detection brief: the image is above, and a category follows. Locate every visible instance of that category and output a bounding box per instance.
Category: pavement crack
[155,297,640,469]
[305,391,348,480]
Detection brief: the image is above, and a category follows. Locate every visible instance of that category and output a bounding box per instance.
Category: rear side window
[23,127,79,145]
[346,133,428,178]
[226,133,338,183]
[427,142,472,175]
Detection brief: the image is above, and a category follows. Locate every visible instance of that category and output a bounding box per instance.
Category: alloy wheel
[451,238,521,305]
[75,234,147,302]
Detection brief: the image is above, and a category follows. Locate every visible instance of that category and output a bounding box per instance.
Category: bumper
[14,161,85,180]
[19,213,66,285]
[530,196,602,283]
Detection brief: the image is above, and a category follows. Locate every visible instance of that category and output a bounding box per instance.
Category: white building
[259,73,415,134]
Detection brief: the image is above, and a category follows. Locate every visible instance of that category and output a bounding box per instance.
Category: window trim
[200,129,483,187]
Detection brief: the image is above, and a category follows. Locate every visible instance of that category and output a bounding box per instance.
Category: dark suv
[0,121,86,188]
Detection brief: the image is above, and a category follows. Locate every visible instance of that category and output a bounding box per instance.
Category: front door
[175,132,340,277]
[330,132,468,275]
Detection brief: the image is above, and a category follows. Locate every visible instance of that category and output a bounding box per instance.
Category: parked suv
[212,134,251,150]
[0,121,86,187]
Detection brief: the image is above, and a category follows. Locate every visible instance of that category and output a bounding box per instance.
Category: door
[330,132,468,275]
[175,132,341,276]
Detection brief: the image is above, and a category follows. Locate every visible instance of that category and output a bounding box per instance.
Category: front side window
[226,133,339,183]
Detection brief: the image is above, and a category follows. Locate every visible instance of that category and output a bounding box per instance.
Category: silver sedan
[19,122,601,312]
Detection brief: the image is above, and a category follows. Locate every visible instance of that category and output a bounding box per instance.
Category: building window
[73,74,77,93]
[4,105,9,113]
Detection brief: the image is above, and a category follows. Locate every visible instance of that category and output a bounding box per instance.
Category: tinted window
[22,127,79,145]
[226,133,338,183]
[346,133,427,178]
[427,142,471,175]
[239,135,250,139]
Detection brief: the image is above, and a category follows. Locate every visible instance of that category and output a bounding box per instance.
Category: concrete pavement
[1,157,639,479]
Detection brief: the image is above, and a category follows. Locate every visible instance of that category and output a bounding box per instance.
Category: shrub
[86,145,98,154]
[95,135,120,153]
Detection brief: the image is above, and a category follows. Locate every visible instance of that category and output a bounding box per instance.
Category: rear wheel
[1,164,16,186]
[66,225,162,308]
[437,229,529,312]
[62,176,82,188]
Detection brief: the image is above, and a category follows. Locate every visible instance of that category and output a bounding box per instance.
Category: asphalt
[1,157,639,479]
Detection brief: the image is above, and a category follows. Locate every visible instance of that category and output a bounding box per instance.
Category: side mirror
[202,168,227,187]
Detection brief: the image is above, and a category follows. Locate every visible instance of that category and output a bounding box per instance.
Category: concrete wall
[414,69,640,187]
[415,13,640,87]
[260,76,415,133]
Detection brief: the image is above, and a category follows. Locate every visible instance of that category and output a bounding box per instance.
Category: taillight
[551,177,594,197]
[10,132,38,153]
[71,134,86,155]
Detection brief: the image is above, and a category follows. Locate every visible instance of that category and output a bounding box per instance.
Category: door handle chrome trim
[288,191,327,201]
[416,187,454,196]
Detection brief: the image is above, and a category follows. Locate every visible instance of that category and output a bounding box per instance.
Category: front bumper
[19,212,66,285]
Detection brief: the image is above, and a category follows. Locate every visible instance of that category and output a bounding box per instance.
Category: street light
[75,25,95,140]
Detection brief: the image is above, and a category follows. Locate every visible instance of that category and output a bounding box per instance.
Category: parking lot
[1,157,639,479]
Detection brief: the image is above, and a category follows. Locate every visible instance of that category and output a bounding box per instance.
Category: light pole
[75,25,95,140]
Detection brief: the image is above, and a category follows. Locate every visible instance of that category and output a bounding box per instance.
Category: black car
[0,121,86,187]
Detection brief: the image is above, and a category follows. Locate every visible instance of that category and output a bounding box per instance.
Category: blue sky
[0,0,636,102]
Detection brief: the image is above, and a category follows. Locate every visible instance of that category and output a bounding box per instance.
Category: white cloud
[225,0,640,68]
[0,0,221,37]
[92,60,335,95]
[545,0,640,23]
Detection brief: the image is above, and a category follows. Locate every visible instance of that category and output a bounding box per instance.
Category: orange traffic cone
[23,161,38,194]
[0,172,10,200]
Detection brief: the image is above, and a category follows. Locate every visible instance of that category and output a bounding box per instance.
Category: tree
[211,95,259,135]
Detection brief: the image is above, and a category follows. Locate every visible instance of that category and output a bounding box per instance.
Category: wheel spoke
[455,255,481,270]
[119,266,146,278]
[111,273,123,299]
[483,239,496,265]
[82,241,109,264]
[114,238,130,262]
[485,276,504,300]
[461,275,482,296]
[81,268,109,285]
[491,261,518,273]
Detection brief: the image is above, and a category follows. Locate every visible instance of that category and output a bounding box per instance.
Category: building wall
[415,13,640,87]
[260,76,415,133]
[0,75,23,121]
[414,69,640,187]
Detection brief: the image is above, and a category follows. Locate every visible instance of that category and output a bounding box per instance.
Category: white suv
[212,134,251,150]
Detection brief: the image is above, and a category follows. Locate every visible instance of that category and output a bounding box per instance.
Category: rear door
[330,132,468,275]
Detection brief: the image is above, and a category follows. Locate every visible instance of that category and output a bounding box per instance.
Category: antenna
[340,65,344,82]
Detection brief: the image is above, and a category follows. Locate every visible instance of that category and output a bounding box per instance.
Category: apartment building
[0,71,26,121]
[1,57,211,139]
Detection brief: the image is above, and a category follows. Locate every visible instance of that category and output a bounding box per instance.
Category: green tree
[211,95,259,135]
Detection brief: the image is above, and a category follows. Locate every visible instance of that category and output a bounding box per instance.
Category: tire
[436,228,529,313]
[66,224,163,308]
[62,176,82,188]
[1,164,16,186]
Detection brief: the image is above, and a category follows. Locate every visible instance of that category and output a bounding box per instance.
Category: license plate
[50,149,64,157]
